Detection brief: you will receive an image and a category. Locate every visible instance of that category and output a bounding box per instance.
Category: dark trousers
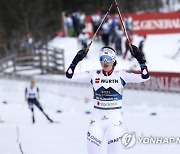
[28,98,43,112]
[27,98,53,123]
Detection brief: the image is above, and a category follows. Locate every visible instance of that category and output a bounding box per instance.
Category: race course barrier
[126,71,180,93]
[86,12,180,35]
[2,71,180,93]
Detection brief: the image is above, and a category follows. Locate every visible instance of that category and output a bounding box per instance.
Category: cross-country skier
[66,45,150,154]
[25,79,53,124]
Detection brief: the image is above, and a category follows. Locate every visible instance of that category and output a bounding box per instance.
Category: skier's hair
[101,46,115,52]
[113,60,117,67]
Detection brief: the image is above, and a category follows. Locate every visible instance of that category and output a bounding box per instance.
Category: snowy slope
[48,34,180,73]
[0,78,180,154]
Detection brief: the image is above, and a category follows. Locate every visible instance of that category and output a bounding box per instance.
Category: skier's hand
[74,47,89,61]
[131,45,146,64]
[66,45,90,79]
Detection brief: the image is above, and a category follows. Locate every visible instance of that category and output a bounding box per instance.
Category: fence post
[46,46,49,70]
[12,54,16,73]
[54,48,57,72]
[39,52,44,74]
[62,49,65,73]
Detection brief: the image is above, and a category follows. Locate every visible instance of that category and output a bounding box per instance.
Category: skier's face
[100,60,114,72]
[30,80,35,87]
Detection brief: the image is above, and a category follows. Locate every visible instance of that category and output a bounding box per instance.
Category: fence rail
[0,46,65,74]
[0,54,16,72]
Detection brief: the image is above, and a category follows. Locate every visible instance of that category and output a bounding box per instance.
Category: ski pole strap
[140,63,150,79]
[85,41,92,54]
[66,58,79,79]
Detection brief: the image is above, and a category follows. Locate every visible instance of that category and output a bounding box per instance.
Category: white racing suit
[68,68,150,154]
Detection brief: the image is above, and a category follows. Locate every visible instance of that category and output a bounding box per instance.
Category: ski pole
[114,0,134,56]
[85,1,115,53]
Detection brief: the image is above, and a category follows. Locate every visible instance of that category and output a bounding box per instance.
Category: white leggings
[87,112,124,154]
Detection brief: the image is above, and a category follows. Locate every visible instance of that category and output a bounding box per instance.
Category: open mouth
[104,64,109,68]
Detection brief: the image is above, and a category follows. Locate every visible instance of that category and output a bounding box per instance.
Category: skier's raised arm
[120,45,150,84]
[65,48,92,83]
[66,48,88,79]
[132,45,150,79]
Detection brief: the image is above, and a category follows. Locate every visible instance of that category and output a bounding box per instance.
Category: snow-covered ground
[0,33,180,154]
[0,78,180,154]
[48,33,180,73]
[5,33,179,76]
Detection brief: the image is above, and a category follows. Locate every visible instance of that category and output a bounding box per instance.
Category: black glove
[66,47,89,79]
[131,45,146,64]
[74,48,89,61]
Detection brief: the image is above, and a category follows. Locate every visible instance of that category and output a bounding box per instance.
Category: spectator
[109,15,119,45]
[78,29,90,50]
[114,24,123,56]
[79,11,86,33]
[124,16,133,34]
[20,32,34,54]
[91,11,101,38]
[123,34,133,60]
[138,35,147,61]
[101,19,111,46]
[71,11,81,36]
[65,13,74,37]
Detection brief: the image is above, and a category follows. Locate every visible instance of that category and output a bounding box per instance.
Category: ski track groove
[16,126,25,154]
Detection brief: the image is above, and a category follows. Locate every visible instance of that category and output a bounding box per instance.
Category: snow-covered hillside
[48,33,180,73]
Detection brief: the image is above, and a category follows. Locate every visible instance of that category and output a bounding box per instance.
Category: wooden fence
[0,46,65,74]
[0,54,16,72]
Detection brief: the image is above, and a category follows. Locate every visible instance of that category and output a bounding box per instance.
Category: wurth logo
[95,78,119,84]
[95,78,100,83]
[101,79,119,83]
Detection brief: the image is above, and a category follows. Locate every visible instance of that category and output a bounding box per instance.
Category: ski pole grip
[128,43,134,56]
[85,41,92,53]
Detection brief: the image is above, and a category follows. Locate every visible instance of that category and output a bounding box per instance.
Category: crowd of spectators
[64,10,146,60]
[0,10,146,60]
